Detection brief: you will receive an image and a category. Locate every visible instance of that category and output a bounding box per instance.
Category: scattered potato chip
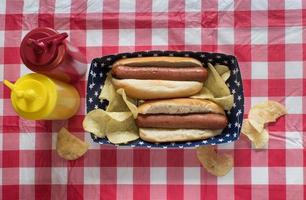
[190,87,214,99]
[196,146,233,176]
[204,63,231,98]
[241,119,269,149]
[117,88,138,118]
[83,109,139,144]
[212,95,234,110]
[248,100,287,133]
[215,64,229,75]
[56,127,89,160]
[99,73,129,112]
[221,71,230,81]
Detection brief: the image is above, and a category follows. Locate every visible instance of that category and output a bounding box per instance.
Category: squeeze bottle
[4,73,80,120]
[20,27,87,83]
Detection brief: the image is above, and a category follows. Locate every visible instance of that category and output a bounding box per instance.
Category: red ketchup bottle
[20,27,87,83]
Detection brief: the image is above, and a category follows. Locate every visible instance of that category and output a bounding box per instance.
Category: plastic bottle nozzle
[4,80,36,101]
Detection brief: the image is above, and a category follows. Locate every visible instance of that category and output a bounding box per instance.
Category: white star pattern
[200,54,205,58]
[237,95,242,101]
[235,122,239,127]
[107,57,112,61]
[99,72,103,78]
[108,65,112,69]
[195,144,199,148]
[153,53,158,56]
[94,105,98,109]
[179,145,184,148]
[163,146,167,149]
[202,140,208,144]
[233,133,237,137]
[131,145,135,147]
[138,141,144,145]
[169,53,174,56]
[88,98,93,103]
[228,123,231,128]
[186,142,192,145]
[89,83,95,90]
[92,72,96,78]
[223,60,228,64]
[171,142,175,146]
[232,89,236,94]
[231,59,235,64]
[93,62,97,67]
[208,58,213,62]
[101,63,105,67]
[227,140,232,143]
[211,143,216,145]
[218,138,224,142]
[236,81,240,87]
[226,134,230,137]
[122,55,127,58]
[210,137,215,140]
[138,54,142,57]
[236,109,242,116]
[216,55,221,59]
[184,54,189,57]
[147,145,151,148]
[233,103,236,108]
[227,110,231,115]
[100,85,103,90]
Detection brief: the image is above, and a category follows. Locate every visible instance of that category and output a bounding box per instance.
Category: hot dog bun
[138,98,225,115]
[136,99,227,142]
[139,128,223,143]
[112,78,203,100]
[111,57,205,99]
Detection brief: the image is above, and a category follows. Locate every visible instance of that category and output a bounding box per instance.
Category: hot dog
[111,57,207,99]
[136,113,228,129]
[136,98,228,143]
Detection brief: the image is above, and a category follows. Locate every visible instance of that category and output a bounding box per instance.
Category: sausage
[136,113,228,129]
[111,66,207,82]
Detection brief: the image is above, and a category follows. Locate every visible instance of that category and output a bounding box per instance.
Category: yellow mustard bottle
[4,73,80,120]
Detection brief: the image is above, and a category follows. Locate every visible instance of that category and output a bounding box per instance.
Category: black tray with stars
[87,51,244,148]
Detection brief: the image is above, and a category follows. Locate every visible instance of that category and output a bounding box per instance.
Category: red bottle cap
[20,27,68,70]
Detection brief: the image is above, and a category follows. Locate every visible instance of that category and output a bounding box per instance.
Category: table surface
[0,0,305,199]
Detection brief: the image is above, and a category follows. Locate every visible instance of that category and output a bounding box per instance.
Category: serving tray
[87,51,244,148]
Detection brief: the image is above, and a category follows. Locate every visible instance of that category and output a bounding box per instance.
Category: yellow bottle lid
[4,73,57,120]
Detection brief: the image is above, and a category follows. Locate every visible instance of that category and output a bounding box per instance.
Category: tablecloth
[0,0,305,199]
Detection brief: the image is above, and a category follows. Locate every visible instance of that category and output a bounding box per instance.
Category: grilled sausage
[112,66,207,82]
[136,113,228,129]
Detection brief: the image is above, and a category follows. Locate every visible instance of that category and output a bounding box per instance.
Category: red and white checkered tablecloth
[0,0,305,199]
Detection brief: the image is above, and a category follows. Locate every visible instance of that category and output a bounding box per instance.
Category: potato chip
[83,109,139,144]
[221,71,230,81]
[190,87,233,110]
[215,64,229,75]
[204,63,231,98]
[117,88,138,118]
[56,127,89,160]
[241,119,269,149]
[212,95,234,110]
[196,146,233,176]
[248,100,287,133]
[99,73,129,112]
[190,86,214,99]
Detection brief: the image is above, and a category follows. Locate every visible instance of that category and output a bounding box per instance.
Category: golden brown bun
[113,56,203,68]
[111,78,203,99]
[139,128,223,143]
[138,98,225,115]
